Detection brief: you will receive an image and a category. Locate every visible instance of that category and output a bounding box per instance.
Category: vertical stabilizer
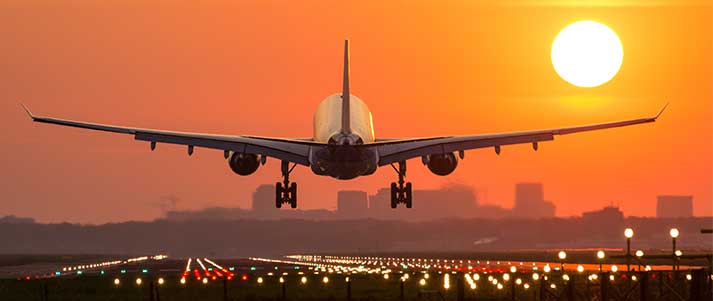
[341,40,351,134]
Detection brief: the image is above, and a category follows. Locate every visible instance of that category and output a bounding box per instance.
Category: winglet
[654,102,669,120]
[20,103,35,120]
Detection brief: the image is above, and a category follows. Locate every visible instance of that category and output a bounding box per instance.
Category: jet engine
[228,152,260,176]
[425,153,458,176]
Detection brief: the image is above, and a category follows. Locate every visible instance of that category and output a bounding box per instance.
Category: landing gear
[276,161,298,208]
[390,161,412,208]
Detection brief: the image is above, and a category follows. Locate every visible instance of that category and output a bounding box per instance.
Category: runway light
[424,273,429,279]
[611,265,618,273]
[597,250,606,259]
[345,277,350,283]
[686,274,692,281]
[114,278,120,285]
[497,283,503,290]
[419,279,426,286]
[635,250,644,258]
[625,228,634,238]
[510,266,517,273]
[515,278,522,285]
[670,228,680,238]
[202,278,208,284]
[470,283,476,290]
[543,265,551,273]
[675,250,683,257]
[180,277,186,285]
[383,273,389,280]
[558,251,567,260]
[136,278,142,286]
[279,277,284,283]
[257,277,263,284]
[158,278,164,285]
[301,276,307,284]
[502,273,510,281]
[322,276,329,284]
[473,273,480,281]
[532,273,540,281]
[563,274,570,281]
[550,283,556,289]
[631,275,638,281]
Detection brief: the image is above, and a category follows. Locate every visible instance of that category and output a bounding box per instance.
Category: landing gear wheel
[275,161,298,208]
[390,183,398,208]
[405,182,413,208]
[289,182,297,208]
[275,182,283,208]
[389,161,414,209]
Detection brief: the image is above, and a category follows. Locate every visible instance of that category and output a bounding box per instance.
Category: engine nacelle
[426,153,458,176]
[228,152,260,176]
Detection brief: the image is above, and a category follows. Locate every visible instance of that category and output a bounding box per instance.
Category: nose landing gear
[390,161,412,208]
[276,161,298,208]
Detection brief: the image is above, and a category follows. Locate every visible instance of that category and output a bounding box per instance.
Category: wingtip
[20,103,35,120]
[655,102,669,119]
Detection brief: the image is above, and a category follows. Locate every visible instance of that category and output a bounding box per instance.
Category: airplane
[22,40,667,209]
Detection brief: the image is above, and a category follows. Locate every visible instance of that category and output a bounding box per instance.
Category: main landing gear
[390,161,412,208]
[276,160,298,208]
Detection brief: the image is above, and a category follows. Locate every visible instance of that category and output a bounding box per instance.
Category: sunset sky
[2,1,711,223]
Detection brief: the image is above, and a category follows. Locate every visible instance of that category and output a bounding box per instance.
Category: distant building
[582,206,624,222]
[0,215,35,224]
[252,184,275,213]
[337,191,369,218]
[656,195,693,218]
[581,205,625,237]
[510,183,555,219]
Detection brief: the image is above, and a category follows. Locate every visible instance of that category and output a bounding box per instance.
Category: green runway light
[77,271,83,275]
[121,269,126,274]
[54,271,60,276]
[142,269,148,273]
[229,267,235,271]
[250,267,256,271]
[294,266,300,270]
[208,268,213,271]
[100,270,105,275]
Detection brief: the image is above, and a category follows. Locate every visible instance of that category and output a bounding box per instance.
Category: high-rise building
[252,184,276,213]
[510,183,555,219]
[656,195,693,218]
[337,190,369,217]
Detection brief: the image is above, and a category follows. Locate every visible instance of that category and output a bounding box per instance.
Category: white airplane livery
[23,40,666,209]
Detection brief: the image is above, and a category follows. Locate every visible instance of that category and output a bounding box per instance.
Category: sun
[551,20,623,88]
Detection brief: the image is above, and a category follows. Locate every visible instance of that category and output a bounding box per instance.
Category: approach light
[158,278,164,285]
[136,278,142,286]
[202,278,208,284]
[180,277,186,285]
[114,278,120,285]
[624,228,634,238]
[301,276,307,284]
[669,228,680,238]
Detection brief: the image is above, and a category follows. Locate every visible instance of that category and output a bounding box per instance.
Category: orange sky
[2,1,711,223]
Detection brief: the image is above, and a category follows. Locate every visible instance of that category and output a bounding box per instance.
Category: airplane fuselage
[309,93,378,179]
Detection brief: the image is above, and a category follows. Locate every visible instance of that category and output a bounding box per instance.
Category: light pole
[558,251,567,271]
[669,228,679,271]
[597,250,606,272]
[635,250,644,271]
[624,228,634,272]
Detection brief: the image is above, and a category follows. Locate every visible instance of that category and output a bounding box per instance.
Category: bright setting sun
[551,20,623,88]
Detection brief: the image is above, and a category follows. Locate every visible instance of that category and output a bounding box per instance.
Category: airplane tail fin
[341,39,351,134]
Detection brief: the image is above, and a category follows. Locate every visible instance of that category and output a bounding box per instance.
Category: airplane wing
[21,105,315,166]
[373,104,668,166]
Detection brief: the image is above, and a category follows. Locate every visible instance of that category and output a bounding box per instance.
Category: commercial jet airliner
[22,40,666,209]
